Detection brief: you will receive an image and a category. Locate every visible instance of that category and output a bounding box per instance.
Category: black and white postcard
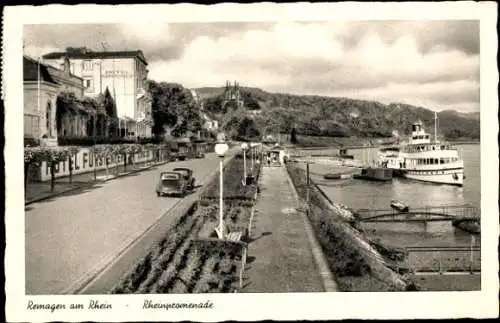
[3,2,499,322]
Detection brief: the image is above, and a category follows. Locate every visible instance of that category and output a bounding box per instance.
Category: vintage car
[172,167,195,190]
[194,151,205,159]
[156,172,188,197]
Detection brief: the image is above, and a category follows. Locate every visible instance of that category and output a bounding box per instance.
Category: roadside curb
[283,165,339,292]
[25,185,82,206]
[24,161,169,206]
[238,167,261,292]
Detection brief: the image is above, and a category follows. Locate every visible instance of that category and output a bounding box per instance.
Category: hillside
[198,86,480,141]
[440,110,480,121]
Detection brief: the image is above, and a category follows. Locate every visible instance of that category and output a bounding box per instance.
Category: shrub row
[57,136,135,146]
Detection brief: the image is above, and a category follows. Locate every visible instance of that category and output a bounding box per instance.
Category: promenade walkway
[25,160,166,205]
[242,166,328,293]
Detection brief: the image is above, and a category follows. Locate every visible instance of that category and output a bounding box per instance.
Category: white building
[201,112,218,131]
[43,49,153,138]
[189,89,200,105]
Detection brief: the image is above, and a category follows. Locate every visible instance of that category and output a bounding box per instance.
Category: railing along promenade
[404,244,481,274]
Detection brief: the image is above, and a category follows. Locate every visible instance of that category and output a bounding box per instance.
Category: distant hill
[440,109,480,121]
[197,86,480,141]
[195,87,226,99]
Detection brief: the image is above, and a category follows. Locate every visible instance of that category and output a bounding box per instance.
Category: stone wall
[286,163,410,291]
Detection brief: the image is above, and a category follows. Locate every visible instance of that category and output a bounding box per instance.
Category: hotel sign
[33,148,154,181]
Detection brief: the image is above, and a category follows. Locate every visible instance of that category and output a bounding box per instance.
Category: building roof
[42,50,149,66]
[44,63,83,82]
[23,56,59,84]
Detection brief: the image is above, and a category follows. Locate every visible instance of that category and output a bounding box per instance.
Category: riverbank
[285,135,479,149]
[293,135,374,148]
[286,163,415,291]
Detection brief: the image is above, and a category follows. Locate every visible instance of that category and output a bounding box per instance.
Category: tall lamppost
[241,143,248,185]
[214,140,229,240]
[93,110,97,180]
[250,142,254,171]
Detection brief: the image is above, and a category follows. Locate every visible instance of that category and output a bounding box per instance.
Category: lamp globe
[215,143,229,157]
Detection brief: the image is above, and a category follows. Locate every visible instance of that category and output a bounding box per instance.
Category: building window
[83,60,93,71]
[84,78,94,91]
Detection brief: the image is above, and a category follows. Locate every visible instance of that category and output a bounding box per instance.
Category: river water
[303,144,481,250]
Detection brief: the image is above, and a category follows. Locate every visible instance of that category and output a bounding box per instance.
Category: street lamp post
[250,143,254,171]
[306,162,310,216]
[93,112,97,180]
[241,143,248,185]
[214,141,229,240]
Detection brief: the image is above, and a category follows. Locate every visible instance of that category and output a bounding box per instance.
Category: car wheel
[156,192,161,197]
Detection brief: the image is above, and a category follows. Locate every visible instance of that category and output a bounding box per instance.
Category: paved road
[25,151,233,294]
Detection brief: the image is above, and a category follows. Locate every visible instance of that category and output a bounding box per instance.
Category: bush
[24,137,40,147]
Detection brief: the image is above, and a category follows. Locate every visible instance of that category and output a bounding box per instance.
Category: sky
[24,21,479,113]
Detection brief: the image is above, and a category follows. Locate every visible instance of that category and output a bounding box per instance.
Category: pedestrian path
[242,166,326,293]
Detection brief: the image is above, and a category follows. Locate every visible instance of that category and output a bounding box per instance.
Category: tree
[236,117,261,140]
[36,147,72,192]
[66,146,81,183]
[65,47,93,54]
[147,81,203,137]
[102,88,118,136]
[24,147,43,190]
[290,127,298,144]
[221,106,247,138]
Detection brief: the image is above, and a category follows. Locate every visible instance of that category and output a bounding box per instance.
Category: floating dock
[353,167,393,182]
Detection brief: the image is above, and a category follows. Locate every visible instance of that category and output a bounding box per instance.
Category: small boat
[452,219,480,234]
[390,199,409,212]
[353,167,393,181]
[323,173,353,180]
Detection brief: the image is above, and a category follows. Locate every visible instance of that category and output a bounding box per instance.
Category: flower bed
[286,163,417,291]
[110,201,254,294]
[201,154,260,201]
[110,155,260,294]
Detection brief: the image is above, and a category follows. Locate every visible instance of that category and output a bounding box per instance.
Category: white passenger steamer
[378,113,464,186]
